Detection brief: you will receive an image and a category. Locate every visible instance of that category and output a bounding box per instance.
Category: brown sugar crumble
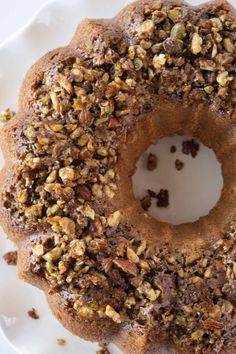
[147,153,158,171]
[57,338,66,346]
[175,159,184,171]
[140,195,152,211]
[170,145,177,153]
[3,251,17,265]
[182,139,200,158]
[27,308,39,320]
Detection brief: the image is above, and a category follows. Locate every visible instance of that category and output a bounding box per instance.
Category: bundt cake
[0,0,236,353]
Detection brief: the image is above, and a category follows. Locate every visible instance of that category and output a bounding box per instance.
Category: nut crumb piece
[3,251,17,265]
[175,159,184,171]
[191,32,202,55]
[182,139,199,158]
[153,53,166,69]
[141,195,151,211]
[147,189,169,207]
[57,338,66,346]
[105,305,121,323]
[107,210,121,227]
[27,308,39,320]
[0,108,15,123]
[156,189,169,207]
[148,189,157,198]
[147,153,158,171]
[170,145,176,153]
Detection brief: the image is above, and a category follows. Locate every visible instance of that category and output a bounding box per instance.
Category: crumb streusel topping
[1,1,236,352]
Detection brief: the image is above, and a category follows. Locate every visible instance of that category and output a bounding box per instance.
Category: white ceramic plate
[0,0,235,353]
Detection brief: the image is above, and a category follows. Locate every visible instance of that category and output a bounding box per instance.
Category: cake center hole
[132,136,223,225]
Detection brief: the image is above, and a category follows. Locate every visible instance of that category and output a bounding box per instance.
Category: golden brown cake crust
[0,0,236,353]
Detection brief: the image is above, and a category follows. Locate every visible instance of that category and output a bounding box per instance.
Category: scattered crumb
[27,308,39,320]
[148,189,169,208]
[175,159,184,171]
[140,195,152,211]
[147,153,158,171]
[156,189,169,207]
[3,251,17,265]
[97,343,110,354]
[0,108,15,123]
[148,189,157,198]
[182,139,199,158]
[57,338,66,346]
[170,145,177,153]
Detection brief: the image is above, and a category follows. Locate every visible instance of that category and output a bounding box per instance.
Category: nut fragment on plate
[97,343,110,354]
[182,139,199,158]
[140,195,151,211]
[0,108,15,122]
[147,189,169,207]
[3,251,17,265]
[27,308,39,320]
[147,153,158,171]
[156,189,169,207]
[57,338,66,346]
[175,159,184,171]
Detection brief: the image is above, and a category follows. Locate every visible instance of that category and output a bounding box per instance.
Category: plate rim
[0,0,55,50]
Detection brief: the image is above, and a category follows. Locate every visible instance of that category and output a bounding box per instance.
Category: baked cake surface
[0,1,236,353]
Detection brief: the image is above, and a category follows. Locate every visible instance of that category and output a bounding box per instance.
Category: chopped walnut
[27,308,39,320]
[170,23,186,39]
[175,159,184,171]
[59,217,76,235]
[153,53,166,69]
[3,251,17,265]
[216,71,230,87]
[156,189,169,207]
[182,139,199,158]
[0,108,15,122]
[59,167,75,183]
[140,195,151,211]
[25,204,43,218]
[70,239,86,257]
[107,211,121,227]
[127,247,139,263]
[57,338,66,346]
[223,38,234,53]
[105,305,121,323]
[147,153,158,171]
[137,19,155,36]
[43,246,62,262]
[191,32,203,55]
[18,189,28,203]
[33,244,45,256]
